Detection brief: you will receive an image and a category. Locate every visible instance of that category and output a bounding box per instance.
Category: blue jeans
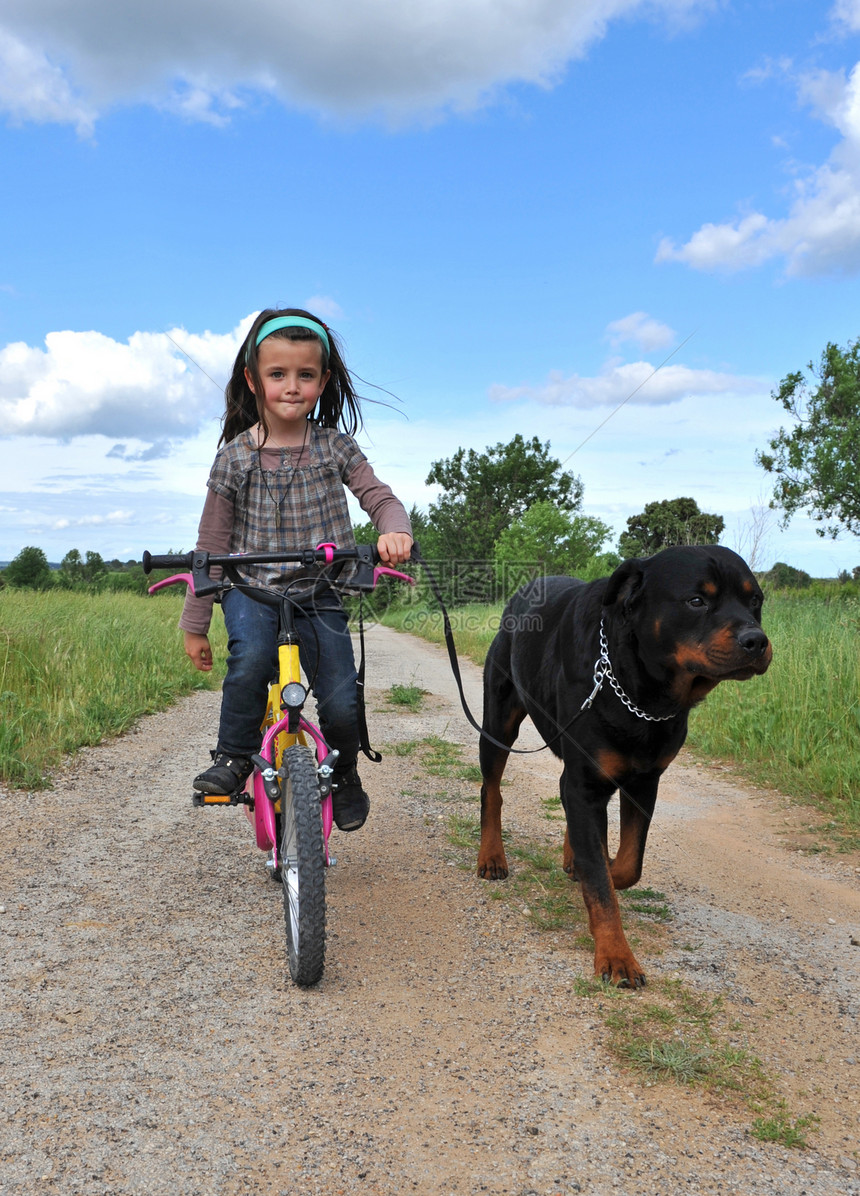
[217,587,360,766]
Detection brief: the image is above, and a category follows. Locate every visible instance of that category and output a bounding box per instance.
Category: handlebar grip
[142,550,193,575]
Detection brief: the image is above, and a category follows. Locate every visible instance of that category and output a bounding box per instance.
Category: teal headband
[252,316,330,357]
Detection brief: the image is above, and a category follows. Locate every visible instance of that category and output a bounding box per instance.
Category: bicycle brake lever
[147,572,196,595]
[373,566,416,586]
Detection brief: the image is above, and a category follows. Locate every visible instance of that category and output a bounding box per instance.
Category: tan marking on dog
[609,837,641,890]
[562,828,575,876]
[673,641,714,672]
[595,748,629,783]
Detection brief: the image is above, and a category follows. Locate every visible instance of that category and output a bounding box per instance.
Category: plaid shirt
[208,425,363,589]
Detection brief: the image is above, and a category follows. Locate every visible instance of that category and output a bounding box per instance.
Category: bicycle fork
[251,634,339,870]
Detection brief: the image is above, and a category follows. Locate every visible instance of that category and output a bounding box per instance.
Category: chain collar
[580,615,678,722]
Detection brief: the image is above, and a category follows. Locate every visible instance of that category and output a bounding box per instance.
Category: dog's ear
[603,558,645,610]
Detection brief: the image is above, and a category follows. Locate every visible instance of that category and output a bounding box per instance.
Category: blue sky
[2,0,860,575]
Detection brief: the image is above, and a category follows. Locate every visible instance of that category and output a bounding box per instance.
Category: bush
[762,561,812,590]
[4,546,54,590]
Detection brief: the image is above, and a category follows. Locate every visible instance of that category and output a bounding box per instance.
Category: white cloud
[488,360,761,407]
[0,0,711,129]
[832,0,860,33]
[657,56,860,276]
[0,28,95,134]
[0,318,252,443]
[605,311,676,351]
[52,509,135,530]
[303,295,345,322]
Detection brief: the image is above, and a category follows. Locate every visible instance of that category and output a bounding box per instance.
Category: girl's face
[245,335,330,442]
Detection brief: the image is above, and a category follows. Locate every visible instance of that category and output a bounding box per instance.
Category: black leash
[355,593,382,763]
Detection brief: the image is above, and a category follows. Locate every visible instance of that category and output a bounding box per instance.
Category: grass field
[686,591,859,831]
[0,588,226,788]
[382,589,860,836]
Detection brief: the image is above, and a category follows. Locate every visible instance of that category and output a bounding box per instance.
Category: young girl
[180,308,413,832]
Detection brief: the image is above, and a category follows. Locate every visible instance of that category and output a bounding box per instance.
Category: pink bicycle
[143,543,414,986]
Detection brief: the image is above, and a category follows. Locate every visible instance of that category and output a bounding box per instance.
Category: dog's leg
[565,784,646,988]
[477,703,525,880]
[477,637,525,881]
[562,768,608,880]
[610,777,659,890]
[582,878,646,988]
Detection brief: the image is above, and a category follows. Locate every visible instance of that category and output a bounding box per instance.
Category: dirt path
[2,625,859,1196]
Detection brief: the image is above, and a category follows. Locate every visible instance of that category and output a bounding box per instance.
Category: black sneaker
[331,765,370,832]
[193,752,253,796]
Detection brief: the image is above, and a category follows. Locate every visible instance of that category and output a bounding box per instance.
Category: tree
[427,435,582,555]
[5,546,54,589]
[57,548,107,589]
[618,497,724,559]
[425,435,582,601]
[82,550,107,586]
[58,548,85,587]
[493,501,612,594]
[761,561,811,590]
[351,505,430,553]
[757,337,860,538]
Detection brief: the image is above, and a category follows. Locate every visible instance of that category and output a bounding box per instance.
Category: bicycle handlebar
[142,544,381,573]
[143,543,416,597]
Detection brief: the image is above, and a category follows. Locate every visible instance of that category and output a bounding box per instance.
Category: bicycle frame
[247,636,335,871]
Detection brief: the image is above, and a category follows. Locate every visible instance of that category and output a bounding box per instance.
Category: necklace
[257,421,310,528]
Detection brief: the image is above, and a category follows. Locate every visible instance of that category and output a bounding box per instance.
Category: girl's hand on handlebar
[184,631,213,672]
[376,532,413,566]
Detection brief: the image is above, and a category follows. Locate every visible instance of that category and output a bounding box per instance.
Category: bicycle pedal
[191,791,241,808]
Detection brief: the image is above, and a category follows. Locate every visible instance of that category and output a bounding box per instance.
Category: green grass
[750,1110,819,1149]
[409,737,482,801]
[385,682,428,712]
[687,590,860,834]
[0,589,226,787]
[383,590,860,836]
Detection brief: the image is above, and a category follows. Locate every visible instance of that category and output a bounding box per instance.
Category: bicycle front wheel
[280,744,326,986]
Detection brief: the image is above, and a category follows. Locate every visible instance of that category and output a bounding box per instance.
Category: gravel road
[2,624,859,1196]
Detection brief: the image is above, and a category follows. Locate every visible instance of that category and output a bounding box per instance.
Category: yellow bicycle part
[264,640,308,812]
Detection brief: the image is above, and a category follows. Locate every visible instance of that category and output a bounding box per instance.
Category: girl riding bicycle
[180,307,413,832]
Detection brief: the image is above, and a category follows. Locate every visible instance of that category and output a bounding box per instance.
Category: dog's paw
[594,951,647,989]
[477,853,509,881]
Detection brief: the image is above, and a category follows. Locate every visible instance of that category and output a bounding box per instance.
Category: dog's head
[603,545,772,707]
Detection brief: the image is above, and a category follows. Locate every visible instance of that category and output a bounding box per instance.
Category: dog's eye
[686,596,706,609]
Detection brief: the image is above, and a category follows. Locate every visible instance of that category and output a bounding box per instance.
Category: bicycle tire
[280,744,326,986]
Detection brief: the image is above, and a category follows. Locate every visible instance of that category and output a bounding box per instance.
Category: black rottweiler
[479,545,772,988]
